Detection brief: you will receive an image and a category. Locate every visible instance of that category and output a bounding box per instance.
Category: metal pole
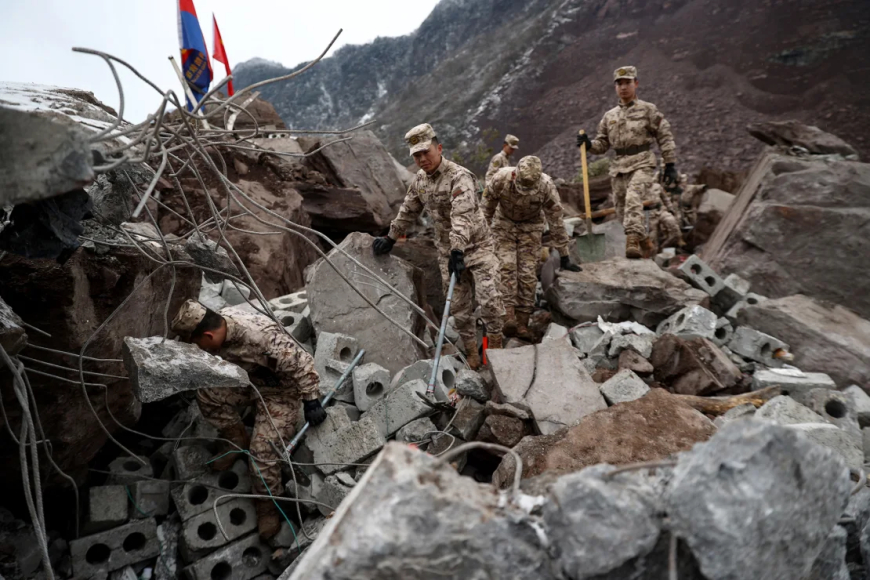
[427,273,457,397]
[284,348,366,457]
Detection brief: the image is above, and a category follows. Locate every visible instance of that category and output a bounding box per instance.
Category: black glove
[662,163,679,188]
[448,250,466,277]
[372,236,396,256]
[560,256,582,272]
[303,399,327,427]
[576,132,593,151]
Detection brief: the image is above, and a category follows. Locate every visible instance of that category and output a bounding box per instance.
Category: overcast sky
[0,0,440,122]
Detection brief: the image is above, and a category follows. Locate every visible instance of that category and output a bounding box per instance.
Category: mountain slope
[235,0,870,178]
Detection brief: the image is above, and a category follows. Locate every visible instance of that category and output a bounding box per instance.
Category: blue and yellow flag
[177,0,212,111]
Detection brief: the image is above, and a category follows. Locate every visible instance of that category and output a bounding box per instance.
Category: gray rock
[845,385,870,427]
[454,369,490,402]
[599,369,650,405]
[618,349,654,375]
[389,357,455,402]
[487,340,607,435]
[546,258,709,328]
[484,400,531,421]
[752,369,837,400]
[362,379,434,438]
[476,415,526,448]
[122,336,250,403]
[656,305,717,341]
[285,443,557,580]
[184,233,240,283]
[666,420,852,580]
[395,417,437,446]
[542,323,568,342]
[0,296,27,356]
[713,403,756,428]
[570,324,605,355]
[747,120,859,157]
[806,526,849,580]
[607,333,655,359]
[448,398,485,440]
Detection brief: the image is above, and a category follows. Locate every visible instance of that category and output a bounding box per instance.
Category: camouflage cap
[504,134,520,149]
[171,299,207,337]
[613,66,638,81]
[405,123,437,155]
[514,156,543,193]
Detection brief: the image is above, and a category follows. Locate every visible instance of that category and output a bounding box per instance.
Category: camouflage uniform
[482,157,571,317]
[179,304,320,497]
[647,177,682,250]
[589,67,677,239]
[388,129,504,345]
[485,134,520,186]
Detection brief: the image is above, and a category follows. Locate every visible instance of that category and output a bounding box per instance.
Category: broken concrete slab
[650,335,741,396]
[122,336,250,403]
[738,294,870,387]
[286,443,557,580]
[656,305,717,341]
[493,389,715,488]
[311,414,385,476]
[389,357,455,402]
[155,516,181,580]
[546,258,709,328]
[727,326,789,367]
[220,279,251,306]
[312,474,354,517]
[306,232,428,376]
[599,369,650,405]
[361,379,434,438]
[569,324,605,355]
[677,255,725,297]
[752,368,836,400]
[351,362,389,412]
[0,296,27,356]
[487,340,607,435]
[666,420,852,580]
[71,518,159,578]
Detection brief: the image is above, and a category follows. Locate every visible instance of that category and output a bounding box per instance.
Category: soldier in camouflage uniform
[646,172,684,252]
[373,123,504,369]
[485,134,520,187]
[483,156,581,339]
[577,66,679,259]
[171,300,326,540]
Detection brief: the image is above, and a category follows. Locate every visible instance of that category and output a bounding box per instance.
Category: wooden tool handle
[579,130,593,230]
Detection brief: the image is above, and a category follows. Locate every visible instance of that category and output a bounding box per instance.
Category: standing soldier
[485,134,520,186]
[372,123,504,368]
[577,66,679,259]
[171,300,327,540]
[483,156,581,339]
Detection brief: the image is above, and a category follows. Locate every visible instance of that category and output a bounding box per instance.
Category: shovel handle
[578,131,593,232]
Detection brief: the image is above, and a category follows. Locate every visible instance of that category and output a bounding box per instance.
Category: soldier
[646,172,684,252]
[372,123,504,369]
[577,66,679,259]
[485,134,520,186]
[171,300,326,540]
[483,156,581,339]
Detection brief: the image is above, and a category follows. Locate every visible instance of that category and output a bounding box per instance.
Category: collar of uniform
[427,157,447,180]
[619,100,637,109]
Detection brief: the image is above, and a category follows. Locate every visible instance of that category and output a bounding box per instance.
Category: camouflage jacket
[217,306,320,401]
[590,99,677,176]
[482,167,572,257]
[485,150,510,186]
[388,158,492,259]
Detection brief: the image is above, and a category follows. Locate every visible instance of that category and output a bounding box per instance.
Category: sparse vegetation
[573,158,611,184]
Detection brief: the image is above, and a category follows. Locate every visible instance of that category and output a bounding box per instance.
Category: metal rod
[284,349,366,457]
[427,273,457,396]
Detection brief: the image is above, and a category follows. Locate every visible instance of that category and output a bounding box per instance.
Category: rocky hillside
[234,0,870,179]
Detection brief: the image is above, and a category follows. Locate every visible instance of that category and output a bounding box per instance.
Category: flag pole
[169,55,212,129]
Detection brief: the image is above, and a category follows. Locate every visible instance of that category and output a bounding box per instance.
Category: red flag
[212,14,234,96]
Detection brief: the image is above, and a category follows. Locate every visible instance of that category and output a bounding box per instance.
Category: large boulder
[306,232,429,376]
[747,120,859,158]
[738,294,870,388]
[546,258,709,327]
[487,340,607,435]
[702,149,870,320]
[492,389,716,488]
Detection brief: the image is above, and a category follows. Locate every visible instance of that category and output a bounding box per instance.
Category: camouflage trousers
[197,385,300,496]
[648,208,682,250]
[491,218,542,316]
[437,245,504,344]
[611,167,655,238]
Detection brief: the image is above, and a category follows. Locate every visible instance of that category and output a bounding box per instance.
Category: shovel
[575,130,607,263]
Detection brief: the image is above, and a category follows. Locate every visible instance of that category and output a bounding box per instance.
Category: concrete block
[106,457,154,486]
[607,334,654,359]
[311,414,386,475]
[71,518,159,578]
[570,325,605,355]
[845,385,870,428]
[313,332,361,404]
[268,291,308,314]
[352,363,389,412]
[396,417,437,446]
[599,369,650,405]
[163,445,211,482]
[713,273,750,312]
[449,398,486,440]
[182,532,270,580]
[129,480,170,519]
[296,406,355,473]
[389,358,455,402]
[725,293,768,323]
[712,318,733,347]
[752,368,836,401]
[362,379,435,439]
[542,323,568,342]
[171,460,251,521]
[713,403,756,428]
[85,486,128,534]
[276,309,312,343]
[180,498,257,563]
[678,255,725,297]
[220,280,251,306]
[728,326,789,367]
[656,305,717,340]
[803,388,861,434]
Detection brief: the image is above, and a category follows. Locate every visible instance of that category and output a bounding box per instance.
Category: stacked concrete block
[678,255,725,297]
[362,379,435,438]
[182,532,270,580]
[352,363,389,412]
[390,358,455,402]
[85,486,128,534]
[105,457,153,486]
[712,318,733,347]
[313,332,361,403]
[171,460,251,521]
[725,293,767,322]
[713,273,751,312]
[728,326,789,367]
[278,308,313,343]
[71,519,159,578]
[656,305,717,340]
[268,291,308,314]
[129,480,170,519]
[180,498,258,563]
